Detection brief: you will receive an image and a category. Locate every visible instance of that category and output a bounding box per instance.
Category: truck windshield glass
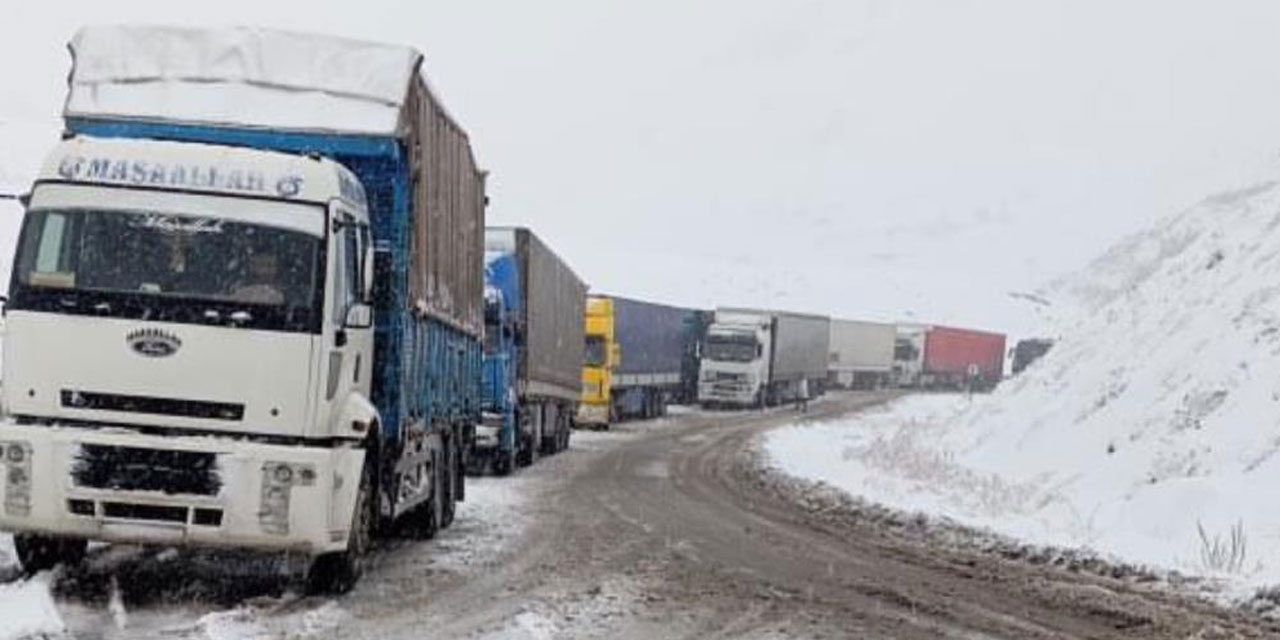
[10,208,324,333]
[704,335,757,362]
[584,335,607,367]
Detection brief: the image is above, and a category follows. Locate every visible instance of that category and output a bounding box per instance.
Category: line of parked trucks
[0,25,1050,593]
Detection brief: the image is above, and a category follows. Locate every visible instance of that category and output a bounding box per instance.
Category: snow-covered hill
[768,177,1280,599]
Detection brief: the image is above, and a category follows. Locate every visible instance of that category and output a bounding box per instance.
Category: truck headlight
[259,462,316,535]
[3,441,32,517]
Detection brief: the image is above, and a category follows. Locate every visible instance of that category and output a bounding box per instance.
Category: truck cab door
[323,207,375,437]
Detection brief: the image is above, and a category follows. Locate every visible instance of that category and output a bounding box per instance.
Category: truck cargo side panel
[516,229,586,401]
[613,297,689,378]
[769,313,831,382]
[405,79,486,338]
[923,326,1006,381]
[829,320,896,373]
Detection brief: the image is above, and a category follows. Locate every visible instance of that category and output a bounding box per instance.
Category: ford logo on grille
[126,329,182,358]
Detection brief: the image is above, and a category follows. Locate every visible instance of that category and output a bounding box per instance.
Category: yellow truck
[578,295,708,429]
[578,296,619,426]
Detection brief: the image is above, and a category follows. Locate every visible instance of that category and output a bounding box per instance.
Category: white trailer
[828,319,896,389]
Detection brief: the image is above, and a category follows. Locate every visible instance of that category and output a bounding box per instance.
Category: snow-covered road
[1,396,1275,639]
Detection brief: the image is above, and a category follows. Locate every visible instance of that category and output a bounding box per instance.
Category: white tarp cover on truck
[66,25,423,135]
[63,25,489,337]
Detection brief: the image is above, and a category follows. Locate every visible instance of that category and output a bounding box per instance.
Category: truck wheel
[306,452,375,594]
[14,535,86,575]
[493,446,515,476]
[406,455,443,541]
[528,423,542,465]
[558,421,571,452]
[441,438,457,529]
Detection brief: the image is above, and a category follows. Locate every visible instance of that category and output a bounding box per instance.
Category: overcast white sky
[4,1,1280,337]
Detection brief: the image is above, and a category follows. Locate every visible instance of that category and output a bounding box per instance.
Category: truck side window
[24,211,79,288]
[345,224,360,305]
[333,213,360,326]
[34,213,69,273]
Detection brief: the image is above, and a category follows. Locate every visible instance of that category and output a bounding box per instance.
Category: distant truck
[0,26,485,593]
[577,296,706,428]
[892,324,929,388]
[477,227,585,473]
[924,326,1007,390]
[698,308,829,408]
[827,319,896,389]
[894,325,1006,390]
[1011,338,1053,375]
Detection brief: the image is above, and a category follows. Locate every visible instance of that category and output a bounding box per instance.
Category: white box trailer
[828,319,896,389]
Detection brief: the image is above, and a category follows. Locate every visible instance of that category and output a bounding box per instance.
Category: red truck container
[923,326,1006,390]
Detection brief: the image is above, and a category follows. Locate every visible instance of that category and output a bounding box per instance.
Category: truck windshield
[9,208,324,333]
[704,335,758,362]
[584,335,607,367]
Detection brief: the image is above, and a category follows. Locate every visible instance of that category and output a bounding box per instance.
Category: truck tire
[306,451,375,594]
[558,418,571,452]
[493,446,516,476]
[441,436,457,529]
[405,453,444,541]
[528,421,542,465]
[13,535,86,575]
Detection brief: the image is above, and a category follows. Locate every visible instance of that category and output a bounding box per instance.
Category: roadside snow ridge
[768,178,1280,598]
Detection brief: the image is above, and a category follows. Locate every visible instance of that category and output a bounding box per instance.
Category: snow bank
[0,575,67,639]
[767,179,1280,599]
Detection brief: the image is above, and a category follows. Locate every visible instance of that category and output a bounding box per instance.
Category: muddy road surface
[31,392,1279,638]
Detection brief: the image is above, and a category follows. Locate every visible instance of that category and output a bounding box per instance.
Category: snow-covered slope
[767,178,1280,598]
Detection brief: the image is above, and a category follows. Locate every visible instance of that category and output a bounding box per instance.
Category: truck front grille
[61,390,244,422]
[71,444,222,496]
[102,501,188,523]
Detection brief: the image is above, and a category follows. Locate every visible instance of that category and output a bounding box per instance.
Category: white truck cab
[698,310,772,407]
[0,136,378,567]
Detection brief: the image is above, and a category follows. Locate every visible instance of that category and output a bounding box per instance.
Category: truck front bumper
[575,403,609,427]
[0,424,364,556]
[697,382,758,406]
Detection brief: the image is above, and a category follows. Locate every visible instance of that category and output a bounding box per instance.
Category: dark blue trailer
[580,295,704,426]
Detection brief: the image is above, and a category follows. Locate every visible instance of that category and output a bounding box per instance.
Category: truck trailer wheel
[493,446,516,476]
[441,436,458,529]
[306,452,375,594]
[558,420,571,452]
[13,535,86,575]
